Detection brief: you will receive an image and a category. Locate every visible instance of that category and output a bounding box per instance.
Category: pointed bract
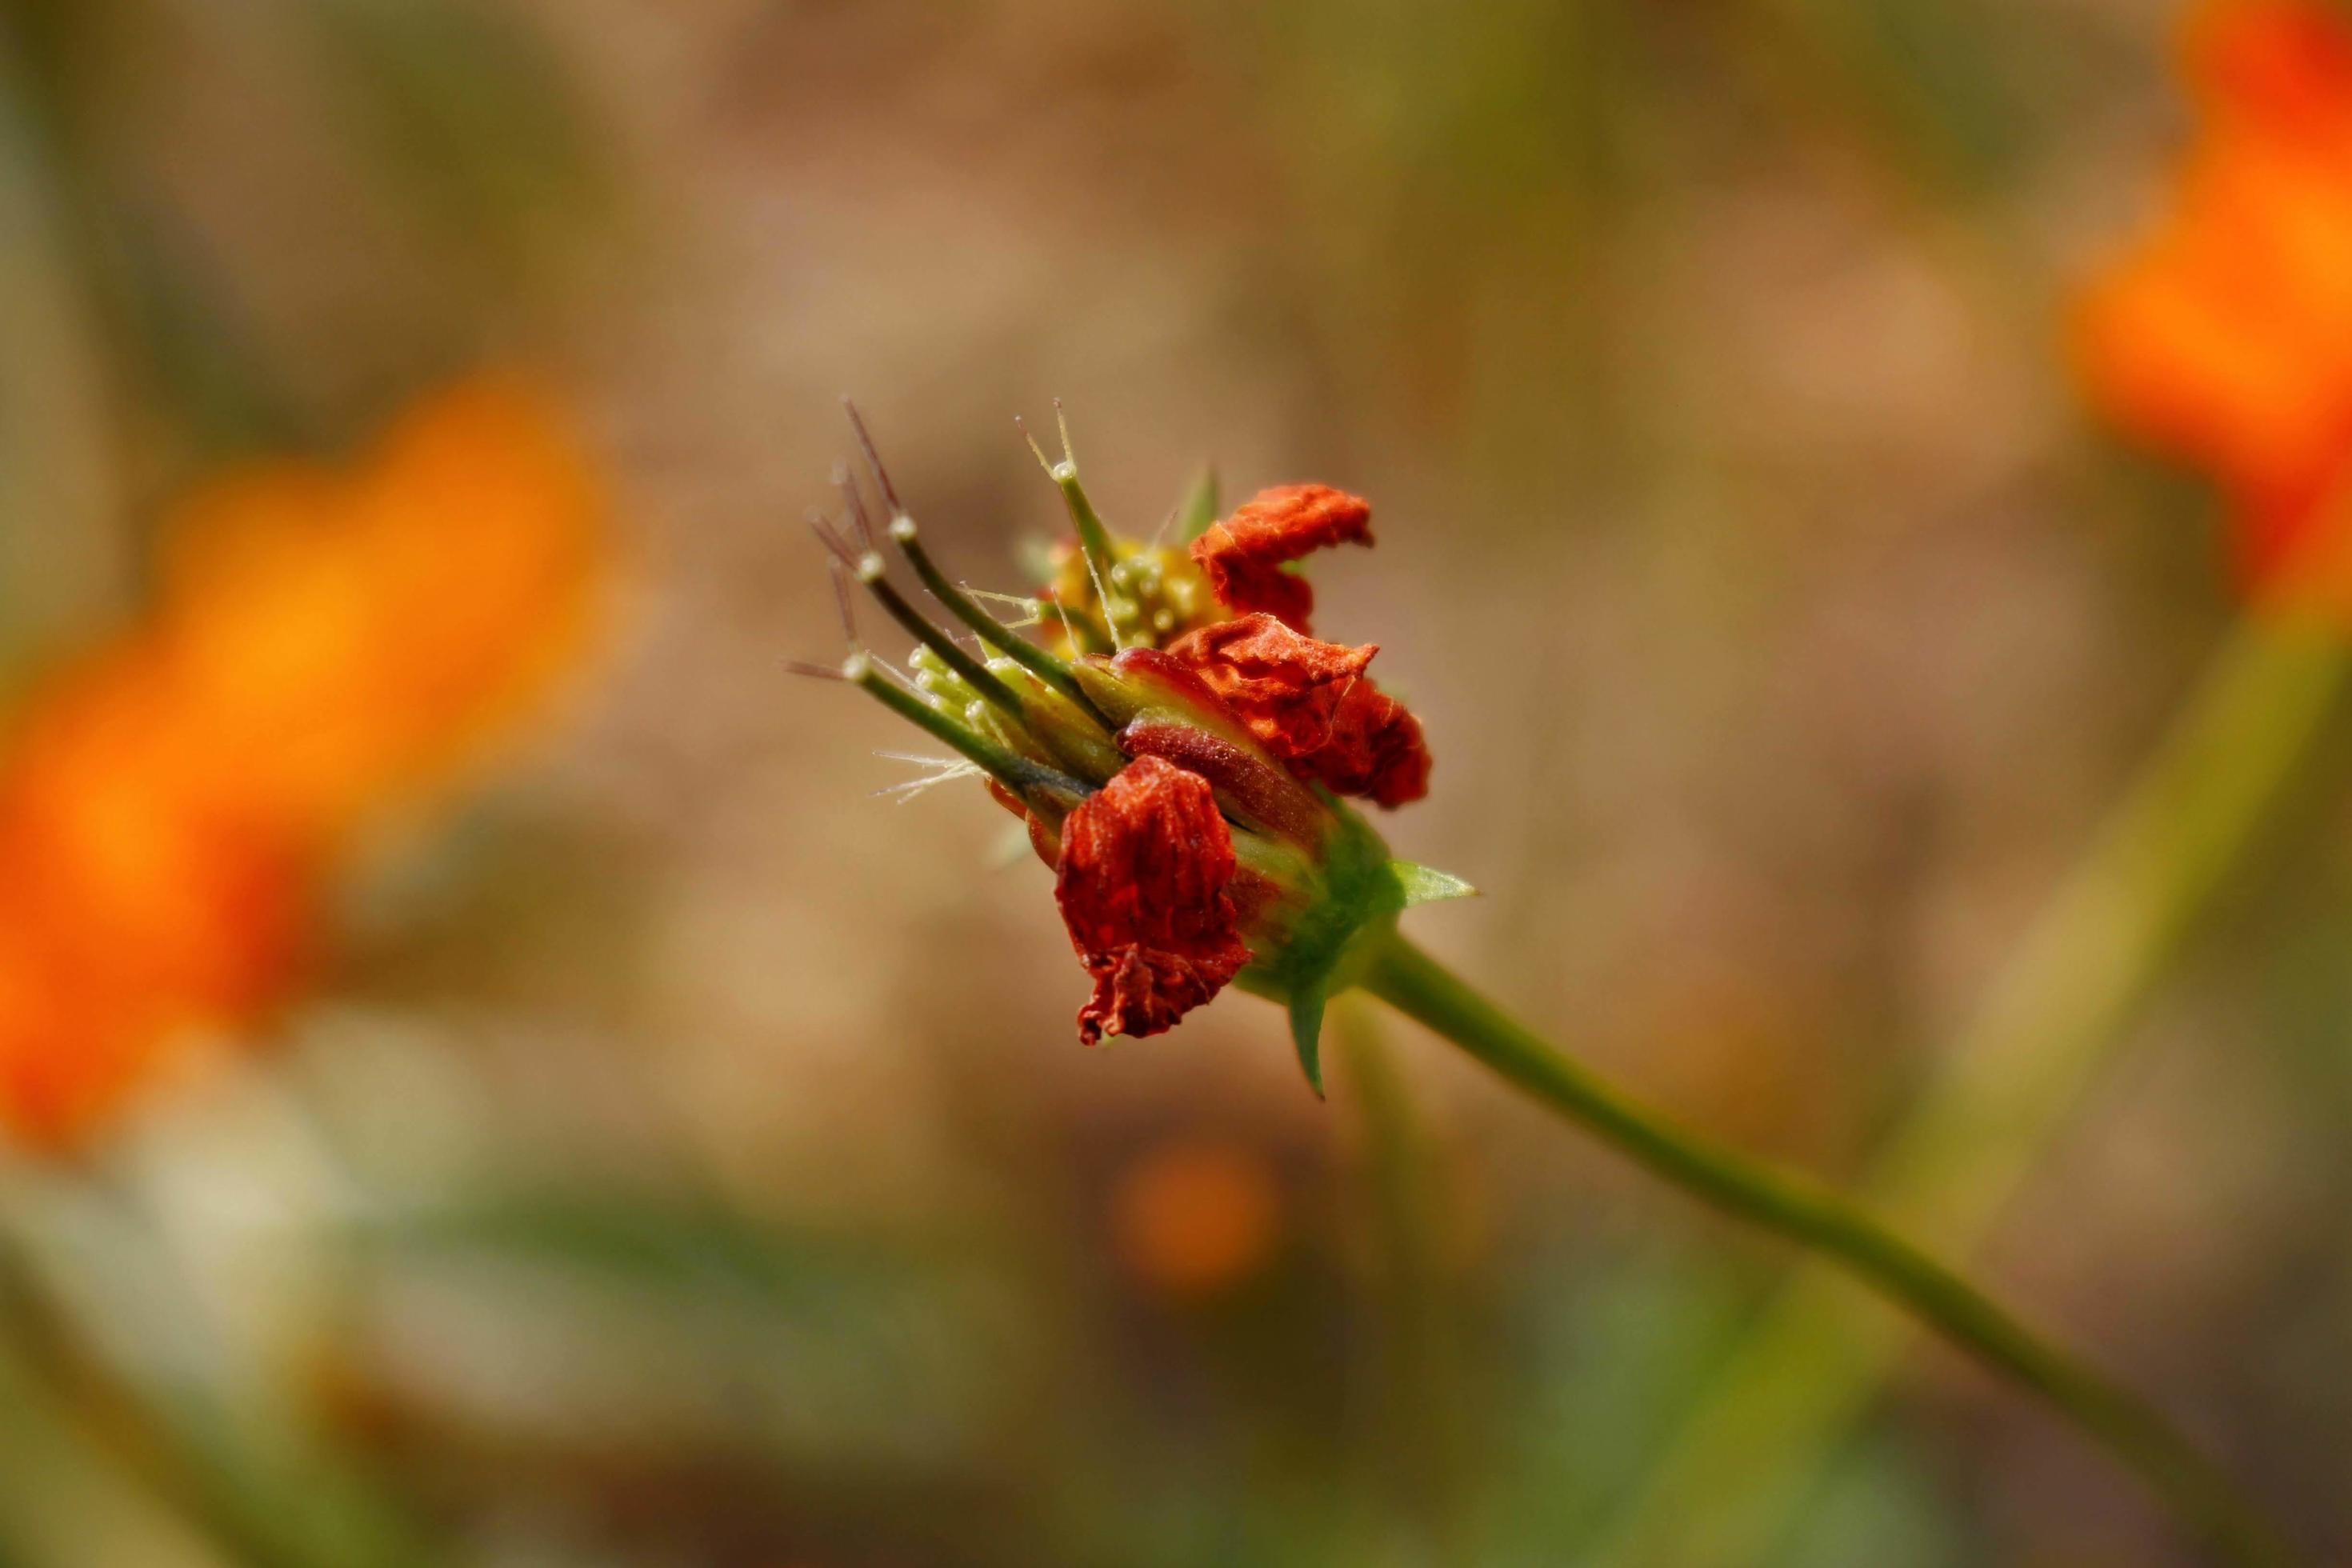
[1393,861,1477,906]
[1288,987,1328,1098]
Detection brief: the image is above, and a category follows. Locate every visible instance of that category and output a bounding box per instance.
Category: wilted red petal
[1054,755,1252,1045]
[1166,614,1374,756]
[1166,612,1432,809]
[1189,485,1372,632]
[1298,680,1431,807]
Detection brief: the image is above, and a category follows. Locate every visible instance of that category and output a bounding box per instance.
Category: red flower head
[810,406,1469,1087]
[2075,0,2352,615]
[1189,484,1373,634]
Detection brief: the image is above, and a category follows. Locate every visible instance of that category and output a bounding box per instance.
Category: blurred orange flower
[0,376,607,1149]
[1110,1139,1283,1300]
[2075,0,2352,614]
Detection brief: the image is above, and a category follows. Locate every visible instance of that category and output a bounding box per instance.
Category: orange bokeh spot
[1110,1139,1283,1300]
[0,374,607,1150]
[2077,1,2352,618]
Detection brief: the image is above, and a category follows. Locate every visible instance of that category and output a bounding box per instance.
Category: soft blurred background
[2,0,2349,1563]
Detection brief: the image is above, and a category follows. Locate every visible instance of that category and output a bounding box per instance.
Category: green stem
[890,518,1093,707]
[1598,614,2350,1566]
[1359,934,2302,1568]
[1333,999,1470,1556]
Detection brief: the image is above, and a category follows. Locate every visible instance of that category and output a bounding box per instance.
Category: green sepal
[1393,861,1476,906]
[1176,466,1220,542]
[1288,988,1329,1098]
[1241,802,1410,1098]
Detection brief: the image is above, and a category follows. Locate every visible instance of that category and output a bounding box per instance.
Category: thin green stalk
[0,26,128,676]
[1359,934,2303,1568]
[890,517,1093,707]
[1333,1000,1470,1557]
[1598,614,2350,1566]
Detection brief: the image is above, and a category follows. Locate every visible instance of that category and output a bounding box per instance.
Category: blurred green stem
[0,21,128,665]
[1334,1000,1470,1557]
[1597,614,2349,1566]
[1361,932,2303,1568]
[0,1318,230,1568]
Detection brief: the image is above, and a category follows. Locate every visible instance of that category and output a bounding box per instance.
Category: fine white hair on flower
[870,751,983,803]
[965,586,1044,629]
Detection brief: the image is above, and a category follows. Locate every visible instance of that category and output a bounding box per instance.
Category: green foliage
[300,0,609,274]
[1176,466,1222,542]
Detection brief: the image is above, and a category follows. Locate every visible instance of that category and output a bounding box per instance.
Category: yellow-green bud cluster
[1045,539,1222,653]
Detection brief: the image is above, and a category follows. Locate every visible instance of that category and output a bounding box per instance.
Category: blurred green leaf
[0,33,126,671]
[347,1190,1039,1477]
[0,1332,233,1568]
[296,0,610,279]
[1764,0,2037,190]
[1175,466,1220,542]
[361,1191,928,1304]
[1474,1250,1751,1558]
[105,203,314,458]
[1765,1431,1971,1568]
[137,1392,438,1568]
